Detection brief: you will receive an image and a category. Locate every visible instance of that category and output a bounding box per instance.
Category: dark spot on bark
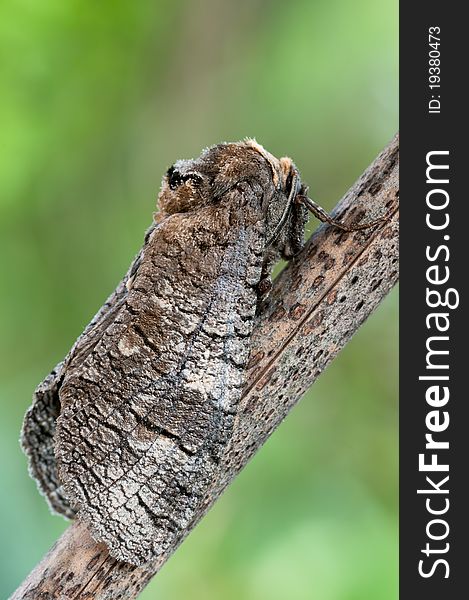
[355,300,364,311]
[383,226,395,238]
[368,181,382,195]
[290,274,303,291]
[334,231,349,245]
[313,349,323,361]
[354,209,367,224]
[302,311,323,335]
[342,250,356,266]
[324,257,335,271]
[302,322,315,336]
[68,585,82,596]
[317,250,329,262]
[269,304,286,321]
[312,311,324,327]
[312,275,325,288]
[290,303,307,320]
[87,553,103,570]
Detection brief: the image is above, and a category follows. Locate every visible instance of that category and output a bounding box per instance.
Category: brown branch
[11,134,399,600]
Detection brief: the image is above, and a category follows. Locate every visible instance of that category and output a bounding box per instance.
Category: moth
[22,140,386,565]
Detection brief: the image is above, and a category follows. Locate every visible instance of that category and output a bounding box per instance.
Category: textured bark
[12,134,399,600]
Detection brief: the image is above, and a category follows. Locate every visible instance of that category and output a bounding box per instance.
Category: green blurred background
[0,1,398,598]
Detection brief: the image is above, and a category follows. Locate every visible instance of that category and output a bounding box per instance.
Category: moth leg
[281,197,309,259]
[298,195,389,232]
[256,249,277,308]
[257,274,273,302]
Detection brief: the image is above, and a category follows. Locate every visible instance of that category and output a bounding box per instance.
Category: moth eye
[166,167,202,190]
[167,166,183,190]
[185,173,203,186]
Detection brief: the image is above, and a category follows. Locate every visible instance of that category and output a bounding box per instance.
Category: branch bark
[11,134,399,600]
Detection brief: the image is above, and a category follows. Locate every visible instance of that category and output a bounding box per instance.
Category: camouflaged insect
[21,140,384,565]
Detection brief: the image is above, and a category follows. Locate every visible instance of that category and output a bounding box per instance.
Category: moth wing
[54,200,264,565]
[21,275,130,517]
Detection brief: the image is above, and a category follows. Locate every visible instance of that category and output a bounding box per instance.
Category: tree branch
[11,134,399,600]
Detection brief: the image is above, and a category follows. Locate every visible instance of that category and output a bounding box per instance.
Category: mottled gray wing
[44,197,264,565]
[21,273,130,519]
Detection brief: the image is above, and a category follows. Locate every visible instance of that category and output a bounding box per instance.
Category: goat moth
[22,140,383,565]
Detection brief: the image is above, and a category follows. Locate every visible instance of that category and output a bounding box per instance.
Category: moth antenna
[298,195,390,232]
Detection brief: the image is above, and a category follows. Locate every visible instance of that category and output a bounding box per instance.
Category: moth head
[157,140,308,258]
[157,142,274,216]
